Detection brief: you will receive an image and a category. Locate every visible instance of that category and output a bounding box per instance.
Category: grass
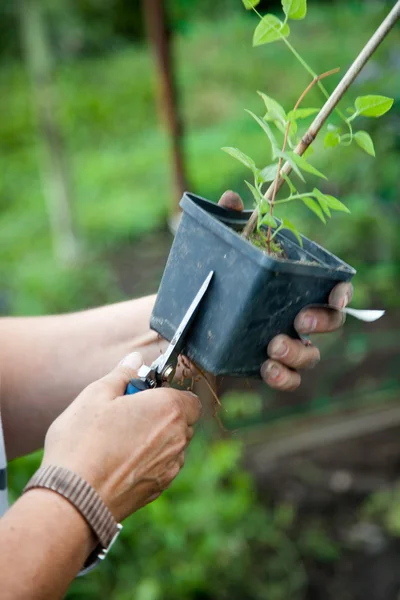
[0,1,399,313]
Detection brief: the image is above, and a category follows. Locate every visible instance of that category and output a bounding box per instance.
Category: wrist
[22,487,96,557]
[24,465,123,561]
[40,456,114,517]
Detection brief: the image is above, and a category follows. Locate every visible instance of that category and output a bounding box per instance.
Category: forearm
[0,295,163,458]
[0,488,94,600]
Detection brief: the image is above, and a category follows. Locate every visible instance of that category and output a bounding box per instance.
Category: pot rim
[181,192,356,280]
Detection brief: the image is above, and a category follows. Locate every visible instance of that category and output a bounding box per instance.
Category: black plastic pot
[150,193,356,378]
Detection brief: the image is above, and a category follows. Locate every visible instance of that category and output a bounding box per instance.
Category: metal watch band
[23,465,122,559]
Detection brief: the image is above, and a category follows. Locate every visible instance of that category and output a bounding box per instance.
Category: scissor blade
[157,270,214,372]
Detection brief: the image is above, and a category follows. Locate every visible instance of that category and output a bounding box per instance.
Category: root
[176,355,227,431]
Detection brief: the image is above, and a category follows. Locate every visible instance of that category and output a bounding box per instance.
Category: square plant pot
[150,193,356,378]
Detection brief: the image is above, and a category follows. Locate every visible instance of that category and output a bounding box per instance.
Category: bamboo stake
[266,68,339,253]
[242,0,400,239]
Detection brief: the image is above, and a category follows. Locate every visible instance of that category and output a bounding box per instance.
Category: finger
[261,360,301,391]
[177,452,185,468]
[146,492,161,504]
[268,335,320,370]
[119,351,144,370]
[295,306,346,334]
[96,352,144,397]
[329,282,353,309]
[186,426,194,442]
[163,463,181,490]
[173,390,202,426]
[218,190,244,212]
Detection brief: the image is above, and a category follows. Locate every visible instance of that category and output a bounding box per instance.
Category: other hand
[218,190,353,392]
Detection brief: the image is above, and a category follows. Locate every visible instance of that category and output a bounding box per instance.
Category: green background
[3,1,400,598]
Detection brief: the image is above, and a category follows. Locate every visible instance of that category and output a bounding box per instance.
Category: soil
[246,420,400,600]
[249,230,286,258]
[248,228,320,266]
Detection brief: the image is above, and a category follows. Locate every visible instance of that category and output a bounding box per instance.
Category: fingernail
[120,352,143,370]
[299,314,317,333]
[218,190,243,211]
[265,363,280,380]
[271,339,288,358]
[301,335,312,347]
[332,291,349,309]
[308,357,320,369]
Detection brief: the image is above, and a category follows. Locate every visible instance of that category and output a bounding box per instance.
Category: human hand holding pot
[217,190,353,392]
[41,352,201,522]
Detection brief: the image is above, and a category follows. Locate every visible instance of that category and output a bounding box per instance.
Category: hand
[217,191,353,391]
[42,352,202,522]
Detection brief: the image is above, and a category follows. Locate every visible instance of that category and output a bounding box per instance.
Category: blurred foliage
[2,1,399,598]
[1,1,398,314]
[362,484,400,538]
[0,0,243,60]
[8,435,341,600]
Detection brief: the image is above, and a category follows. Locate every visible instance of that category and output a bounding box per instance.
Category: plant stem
[266,67,339,251]
[274,193,314,204]
[282,36,350,130]
[281,36,316,79]
[243,1,400,239]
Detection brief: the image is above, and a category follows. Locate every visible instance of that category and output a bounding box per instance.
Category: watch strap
[23,465,122,559]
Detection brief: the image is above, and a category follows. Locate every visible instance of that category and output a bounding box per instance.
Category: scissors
[125,271,214,395]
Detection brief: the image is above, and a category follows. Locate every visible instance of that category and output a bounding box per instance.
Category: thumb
[98,352,145,397]
[218,190,244,212]
[119,351,144,371]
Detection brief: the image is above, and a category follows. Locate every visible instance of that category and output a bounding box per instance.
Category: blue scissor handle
[125,378,152,395]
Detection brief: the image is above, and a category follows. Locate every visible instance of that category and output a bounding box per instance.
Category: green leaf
[303,144,314,158]
[324,194,351,213]
[258,92,286,124]
[312,188,331,218]
[354,130,375,157]
[245,110,279,153]
[346,107,355,115]
[261,213,278,228]
[282,218,303,246]
[324,131,340,148]
[260,163,278,182]
[311,188,350,215]
[274,150,305,181]
[242,0,261,9]
[282,173,297,194]
[287,107,319,120]
[253,15,290,46]
[245,180,263,204]
[282,0,307,19]
[289,119,297,137]
[302,197,326,223]
[289,151,327,179]
[254,168,264,186]
[221,147,256,171]
[354,95,394,118]
[260,198,271,213]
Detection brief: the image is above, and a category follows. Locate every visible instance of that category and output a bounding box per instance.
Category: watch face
[99,523,123,560]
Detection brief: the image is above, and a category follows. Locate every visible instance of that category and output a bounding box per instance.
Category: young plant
[222,0,397,254]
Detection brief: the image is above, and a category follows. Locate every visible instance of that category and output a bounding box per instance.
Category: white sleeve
[0,409,9,517]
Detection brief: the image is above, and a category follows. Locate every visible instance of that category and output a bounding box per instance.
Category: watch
[23,465,122,565]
